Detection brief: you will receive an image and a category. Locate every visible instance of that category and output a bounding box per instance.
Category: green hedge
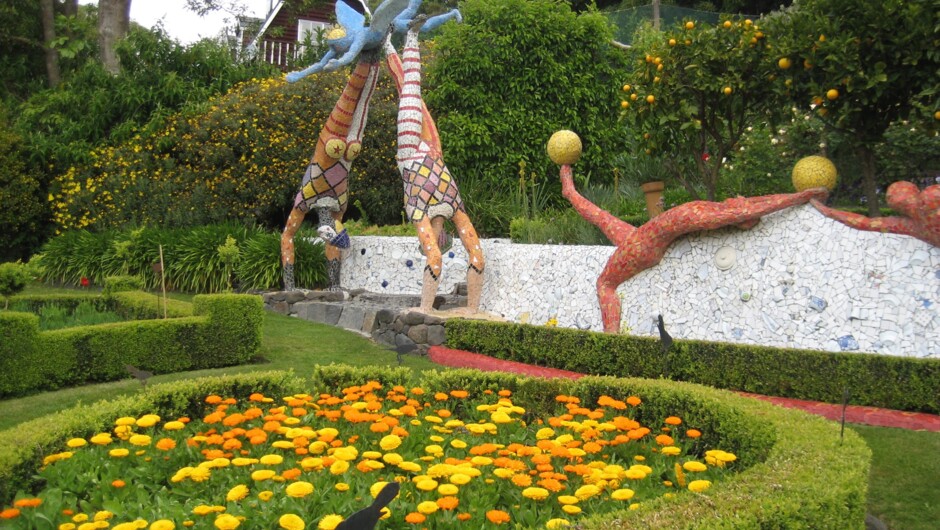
[0,292,263,398]
[108,290,193,319]
[0,371,305,505]
[445,320,940,414]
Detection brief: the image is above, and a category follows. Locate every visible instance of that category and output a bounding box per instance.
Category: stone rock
[298,302,343,325]
[427,325,446,345]
[808,296,827,312]
[285,291,307,303]
[375,309,396,324]
[337,305,366,332]
[395,333,417,350]
[270,301,290,315]
[402,311,426,326]
[407,324,428,344]
[361,310,378,334]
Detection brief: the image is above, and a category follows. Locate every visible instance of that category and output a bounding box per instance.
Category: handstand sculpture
[811,182,940,248]
[557,162,828,333]
[384,9,483,313]
[280,0,411,291]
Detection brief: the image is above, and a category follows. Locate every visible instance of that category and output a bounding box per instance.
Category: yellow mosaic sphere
[547,130,582,165]
[792,155,837,191]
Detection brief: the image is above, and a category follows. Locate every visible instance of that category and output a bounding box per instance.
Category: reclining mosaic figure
[280,0,411,291]
[557,164,829,333]
[811,181,940,248]
[385,9,484,314]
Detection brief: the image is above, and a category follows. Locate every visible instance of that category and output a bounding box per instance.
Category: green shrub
[425,0,631,201]
[0,366,870,527]
[0,312,41,396]
[446,319,940,414]
[108,291,193,319]
[0,293,262,398]
[237,228,326,291]
[0,118,48,262]
[0,262,30,307]
[102,275,144,295]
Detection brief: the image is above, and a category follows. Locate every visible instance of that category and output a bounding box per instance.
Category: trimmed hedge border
[444,319,940,414]
[0,366,870,528]
[0,292,263,398]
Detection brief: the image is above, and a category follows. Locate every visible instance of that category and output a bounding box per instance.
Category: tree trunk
[40,0,60,87]
[62,0,79,17]
[98,0,132,75]
[858,144,880,216]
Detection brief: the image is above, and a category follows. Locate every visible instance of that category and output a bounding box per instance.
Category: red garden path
[427,346,940,432]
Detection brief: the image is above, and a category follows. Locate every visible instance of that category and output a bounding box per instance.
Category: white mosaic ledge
[339,204,939,358]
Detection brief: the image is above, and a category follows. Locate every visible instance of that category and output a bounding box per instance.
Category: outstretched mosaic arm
[280,54,382,291]
[811,181,940,247]
[285,0,410,81]
[558,163,828,333]
[385,14,484,314]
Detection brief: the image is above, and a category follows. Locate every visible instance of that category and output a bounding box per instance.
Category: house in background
[239,0,336,70]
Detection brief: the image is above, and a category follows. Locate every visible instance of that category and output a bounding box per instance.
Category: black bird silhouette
[125,364,153,386]
[335,481,400,530]
[657,314,673,353]
[386,343,418,366]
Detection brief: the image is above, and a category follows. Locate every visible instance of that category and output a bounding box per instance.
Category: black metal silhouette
[125,364,153,386]
[335,481,400,530]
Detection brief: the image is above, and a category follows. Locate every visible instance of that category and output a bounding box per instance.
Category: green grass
[2,286,938,529]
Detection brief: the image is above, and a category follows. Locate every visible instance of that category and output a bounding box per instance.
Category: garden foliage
[39,225,327,292]
[446,319,940,414]
[0,293,263,398]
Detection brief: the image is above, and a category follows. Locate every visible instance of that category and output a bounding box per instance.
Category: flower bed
[0,366,871,528]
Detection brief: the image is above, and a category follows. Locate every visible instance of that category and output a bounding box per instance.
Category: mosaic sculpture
[384,10,484,313]
[551,132,829,333]
[280,0,411,291]
[811,182,940,248]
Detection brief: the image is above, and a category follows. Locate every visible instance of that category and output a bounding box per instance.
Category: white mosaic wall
[341,204,939,358]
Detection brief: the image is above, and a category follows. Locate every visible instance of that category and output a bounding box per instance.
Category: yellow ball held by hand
[792,155,838,191]
[547,130,582,166]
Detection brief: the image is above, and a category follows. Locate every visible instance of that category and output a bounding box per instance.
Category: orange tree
[619,18,785,200]
[764,0,939,215]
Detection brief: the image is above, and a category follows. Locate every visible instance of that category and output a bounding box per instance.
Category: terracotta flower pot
[640,181,665,218]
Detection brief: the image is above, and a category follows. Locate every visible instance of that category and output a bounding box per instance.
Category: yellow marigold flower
[66,438,87,448]
[333,447,358,461]
[192,506,214,516]
[611,488,635,501]
[688,480,712,492]
[424,444,443,455]
[536,428,555,440]
[251,470,276,481]
[438,484,459,496]
[661,446,681,456]
[379,435,401,451]
[129,435,151,447]
[60,524,77,530]
[492,468,515,479]
[93,511,113,522]
[260,455,284,465]
[163,421,184,431]
[136,415,161,428]
[189,467,211,482]
[278,514,304,530]
[109,449,130,458]
[546,519,570,529]
[470,456,493,466]
[416,479,438,491]
[271,441,294,449]
[115,417,136,426]
[382,453,403,465]
[561,505,582,515]
[683,461,708,472]
[416,501,438,515]
[112,522,141,530]
[424,415,443,424]
[362,451,382,460]
[397,461,422,473]
[226,485,249,502]
[329,461,349,475]
[77,523,97,530]
[491,411,512,424]
[449,439,467,449]
[629,503,641,510]
[258,491,274,502]
[90,433,112,445]
[285,481,314,498]
[232,458,258,467]
[574,485,600,500]
[449,473,472,485]
[73,514,89,523]
[317,514,343,530]
[213,514,240,530]
[522,487,550,500]
[557,495,579,505]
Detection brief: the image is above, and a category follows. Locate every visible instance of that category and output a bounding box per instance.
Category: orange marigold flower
[656,434,674,446]
[1,509,21,519]
[511,474,532,487]
[686,429,702,438]
[248,393,265,402]
[498,390,512,397]
[433,393,448,401]
[156,438,177,451]
[205,395,223,404]
[486,510,510,524]
[282,468,302,480]
[410,387,425,396]
[404,512,426,524]
[626,396,642,406]
[370,422,390,433]
[664,416,682,426]
[13,499,41,508]
[436,496,459,511]
[112,480,126,488]
[449,390,468,398]
[456,513,471,521]
[436,409,452,418]
[537,478,565,492]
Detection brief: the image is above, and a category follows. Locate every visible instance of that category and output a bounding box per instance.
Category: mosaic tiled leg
[280,208,306,290]
[560,165,635,246]
[415,216,441,311]
[325,209,345,292]
[453,210,484,312]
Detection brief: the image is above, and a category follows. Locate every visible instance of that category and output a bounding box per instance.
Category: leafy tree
[97,0,131,74]
[0,108,48,262]
[425,0,631,193]
[619,17,784,200]
[765,0,939,215]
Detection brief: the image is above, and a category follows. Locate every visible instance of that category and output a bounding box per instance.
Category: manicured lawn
[2,285,937,529]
